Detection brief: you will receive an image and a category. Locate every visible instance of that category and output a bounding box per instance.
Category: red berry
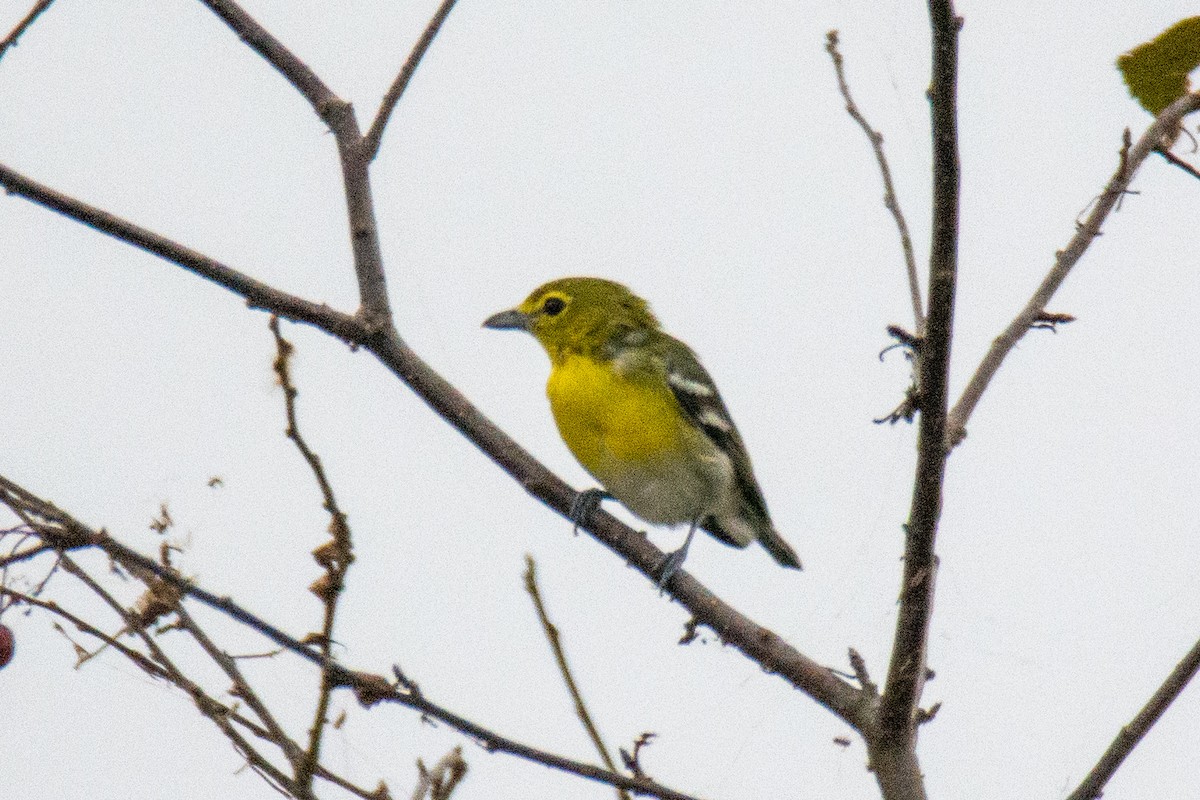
[0,624,14,668]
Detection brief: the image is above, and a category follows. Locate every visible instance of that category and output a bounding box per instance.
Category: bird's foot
[655,522,698,592]
[569,489,613,535]
[656,547,689,590]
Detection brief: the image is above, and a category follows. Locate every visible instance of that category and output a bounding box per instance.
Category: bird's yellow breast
[546,354,684,476]
[545,352,734,526]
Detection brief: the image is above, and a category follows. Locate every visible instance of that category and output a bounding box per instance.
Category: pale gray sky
[2,2,1198,799]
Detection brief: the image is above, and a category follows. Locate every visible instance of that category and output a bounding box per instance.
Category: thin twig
[0,0,54,63]
[270,316,355,794]
[7,584,383,796]
[1065,635,1200,800]
[174,604,305,771]
[35,582,380,800]
[524,556,631,800]
[1,587,169,678]
[848,648,878,698]
[189,628,385,800]
[410,747,468,800]
[946,91,1200,447]
[0,474,702,800]
[0,540,54,569]
[56,555,305,796]
[1155,146,1200,180]
[363,0,459,161]
[825,30,924,333]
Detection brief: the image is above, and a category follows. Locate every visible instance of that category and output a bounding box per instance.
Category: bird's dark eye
[542,296,566,316]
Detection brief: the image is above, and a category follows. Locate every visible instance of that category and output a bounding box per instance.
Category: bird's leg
[569,488,614,535]
[657,520,698,589]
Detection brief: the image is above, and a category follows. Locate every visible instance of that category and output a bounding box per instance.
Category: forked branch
[2,4,880,795]
[946,91,1200,447]
[198,0,392,325]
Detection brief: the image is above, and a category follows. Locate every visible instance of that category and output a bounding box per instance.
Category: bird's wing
[650,333,802,569]
[655,335,771,519]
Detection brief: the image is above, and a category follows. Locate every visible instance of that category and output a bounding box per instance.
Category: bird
[483,277,800,585]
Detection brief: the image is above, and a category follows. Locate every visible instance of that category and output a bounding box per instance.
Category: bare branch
[269,317,356,793]
[196,0,338,116]
[364,0,459,160]
[0,162,365,342]
[1,587,169,679]
[868,6,963,800]
[0,0,54,63]
[524,556,631,800]
[15,579,381,800]
[55,554,306,796]
[1065,635,1200,800]
[1,11,873,732]
[878,0,960,738]
[173,604,305,774]
[946,91,1200,447]
[825,30,924,333]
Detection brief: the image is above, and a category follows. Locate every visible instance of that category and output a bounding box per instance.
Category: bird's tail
[758,526,802,570]
[703,516,802,570]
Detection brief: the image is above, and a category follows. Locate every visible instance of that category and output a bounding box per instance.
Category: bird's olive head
[483,277,658,357]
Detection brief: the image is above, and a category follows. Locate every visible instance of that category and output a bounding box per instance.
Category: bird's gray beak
[482,308,531,331]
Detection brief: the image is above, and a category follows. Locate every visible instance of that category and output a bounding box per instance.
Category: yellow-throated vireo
[484,277,801,584]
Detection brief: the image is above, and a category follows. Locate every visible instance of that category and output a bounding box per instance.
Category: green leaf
[1117,16,1200,115]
